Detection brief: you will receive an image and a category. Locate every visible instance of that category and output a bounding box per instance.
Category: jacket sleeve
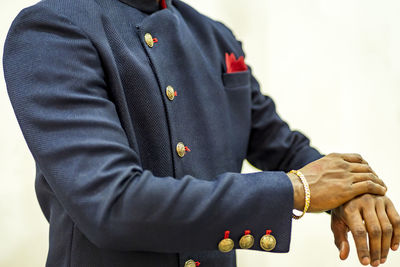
[4,6,294,253]
[246,66,323,172]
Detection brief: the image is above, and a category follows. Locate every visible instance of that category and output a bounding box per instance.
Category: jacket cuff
[221,171,294,253]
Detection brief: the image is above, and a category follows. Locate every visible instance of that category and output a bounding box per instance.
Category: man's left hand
[331,194,400,266]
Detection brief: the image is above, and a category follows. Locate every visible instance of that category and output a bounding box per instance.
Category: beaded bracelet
[290,170,310,220]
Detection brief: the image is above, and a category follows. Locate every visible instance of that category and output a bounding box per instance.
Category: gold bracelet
[290,170,310,220]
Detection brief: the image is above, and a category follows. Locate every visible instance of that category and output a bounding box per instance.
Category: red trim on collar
[160,0,167,9]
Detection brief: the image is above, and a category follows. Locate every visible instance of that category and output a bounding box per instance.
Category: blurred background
[1,0,399,266]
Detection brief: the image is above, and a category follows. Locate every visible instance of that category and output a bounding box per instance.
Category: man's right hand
[288,153,387,212]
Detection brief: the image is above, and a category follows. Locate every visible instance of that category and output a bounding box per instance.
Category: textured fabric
[3,0,323,266]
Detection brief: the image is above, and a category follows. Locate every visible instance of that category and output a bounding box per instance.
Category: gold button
[260,233,276,251]
[176,142,186,158]
[184,259,196,267]
[144,33,154,48]
[166,85,175,101]
[218,238,234,253]
[239,233,254,249]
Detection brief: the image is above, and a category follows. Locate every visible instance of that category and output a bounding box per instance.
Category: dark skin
[288,153,400,266]
[288,153,387,212]
[332,195,400,266]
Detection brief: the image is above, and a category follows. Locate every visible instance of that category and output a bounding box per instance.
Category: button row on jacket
[145,32,189,159]
[218,230,276,252]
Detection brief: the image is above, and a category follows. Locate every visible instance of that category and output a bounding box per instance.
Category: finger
[341,153,367,164]
[363,205,382,267]
[376,199,392,264]
[334,230,350,260]
[349,163,371,172]
[351,181,386,197]
[351,172,386,188]
[349,164,386,188]
[332,220,350,260]
[386,199,400,251]
[348,211,370,265]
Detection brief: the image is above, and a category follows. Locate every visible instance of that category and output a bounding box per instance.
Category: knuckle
[366,180,375,191]
[360,193,373,201]
[343,162,351,170]
[344,203,358,214]
[370,225,382,238]
[394,218,400,230]
[382,225,393,235]
[376,195,385,202]
[354,227,366,238]
[343,206,353,216]
[353,153,363,162]
[385,197,394,206]
[369,173,376,180]
[394,216,400,225]
[336,160,349,169]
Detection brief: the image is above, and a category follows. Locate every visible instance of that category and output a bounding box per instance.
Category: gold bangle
[290,170,310,220]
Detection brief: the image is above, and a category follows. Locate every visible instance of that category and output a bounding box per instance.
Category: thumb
[332,216,350,260]
[338,238,350,260]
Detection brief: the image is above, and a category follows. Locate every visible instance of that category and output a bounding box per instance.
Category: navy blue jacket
[3,0,322,266]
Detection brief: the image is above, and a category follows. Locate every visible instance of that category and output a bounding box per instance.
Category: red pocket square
[225,52,248,73]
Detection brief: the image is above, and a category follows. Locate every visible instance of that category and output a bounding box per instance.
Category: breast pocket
[221,70,252,148]
[222,70,252,89]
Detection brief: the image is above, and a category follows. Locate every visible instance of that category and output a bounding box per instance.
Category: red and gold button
[239,230,254,249]
[260,230,276,251]
[218,230,234,253]
[144,33,154,48]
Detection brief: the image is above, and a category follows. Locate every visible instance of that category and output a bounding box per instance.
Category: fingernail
[372,260,380,266]
[380,258,386,264]
[393,244,399,251]
[362,257,370,265]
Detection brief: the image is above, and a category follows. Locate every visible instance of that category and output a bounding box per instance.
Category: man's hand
[331,195,400,266]
[288,153,387,212]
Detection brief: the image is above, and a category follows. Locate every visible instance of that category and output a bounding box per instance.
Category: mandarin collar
[119,0,172,13]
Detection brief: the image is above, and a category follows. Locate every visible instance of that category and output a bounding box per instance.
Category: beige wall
[1,0,399,266]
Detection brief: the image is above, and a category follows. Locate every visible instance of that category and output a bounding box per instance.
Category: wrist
[287,172,305,211]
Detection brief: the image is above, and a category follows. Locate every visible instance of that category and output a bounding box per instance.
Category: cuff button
[239,230,254,249]
[218,230,234,253]
[260,230,276,251]
[184,259,196,267]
